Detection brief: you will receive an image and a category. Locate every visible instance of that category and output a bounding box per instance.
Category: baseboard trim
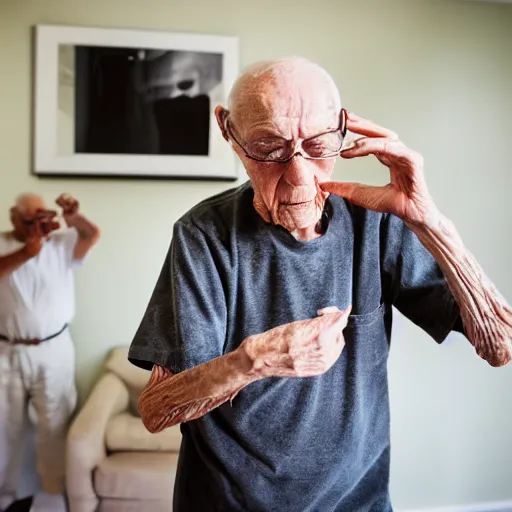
[401,501,512,512]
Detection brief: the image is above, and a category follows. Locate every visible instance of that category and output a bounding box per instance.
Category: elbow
[138,393,163,433]
[478,339,512,368]
[488,350,512,368]
[91,225,101,245]
[141,415,165,434]
[77,225,101,247]
[138,390,179,433]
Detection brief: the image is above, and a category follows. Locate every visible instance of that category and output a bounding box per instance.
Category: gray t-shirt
[129,181,461,512]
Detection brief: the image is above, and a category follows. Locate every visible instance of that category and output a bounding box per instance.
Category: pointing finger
[320,181,389,203]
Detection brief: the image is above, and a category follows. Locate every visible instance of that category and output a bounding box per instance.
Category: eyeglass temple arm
[341,108,348,138]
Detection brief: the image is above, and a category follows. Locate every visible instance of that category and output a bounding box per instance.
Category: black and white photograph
[35,25,239,179]
[62,46,223,156]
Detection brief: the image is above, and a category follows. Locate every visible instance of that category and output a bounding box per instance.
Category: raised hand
[320,112,438,226]
[56,193,79,216]
[37,209,60,236]
[240,306,351,378]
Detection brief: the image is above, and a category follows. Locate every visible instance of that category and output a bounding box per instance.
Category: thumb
[317,306,352,346]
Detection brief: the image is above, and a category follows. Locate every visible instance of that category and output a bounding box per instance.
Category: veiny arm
[138,348,255,433]
[137,310,348,433]
[409,214,512,367]
[320,111,512,368]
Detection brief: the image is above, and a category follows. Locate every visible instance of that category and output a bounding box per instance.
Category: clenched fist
[240,306,351,379]
[56,193,79,216]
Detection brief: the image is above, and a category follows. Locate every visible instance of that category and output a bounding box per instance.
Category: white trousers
[0,329,77,500]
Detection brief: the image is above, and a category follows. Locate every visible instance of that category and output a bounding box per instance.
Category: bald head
[227,57,341,122]
[14,193,46,217]
[218,56,342,149]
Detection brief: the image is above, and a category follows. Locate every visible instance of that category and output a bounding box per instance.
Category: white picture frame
[33,24,240,180]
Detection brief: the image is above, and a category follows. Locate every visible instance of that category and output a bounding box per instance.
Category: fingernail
[341,141,357,152]
[317,306,340,316]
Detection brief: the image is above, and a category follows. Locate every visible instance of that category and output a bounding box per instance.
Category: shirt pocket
[346,303,386,327]
[344,303,389,366]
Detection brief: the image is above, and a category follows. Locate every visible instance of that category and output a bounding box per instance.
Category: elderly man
[0,193,100,512]
[128,57,511,512]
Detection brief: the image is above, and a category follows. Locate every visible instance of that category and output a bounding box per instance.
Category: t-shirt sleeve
[128,219,228,373]
[54,227,82,268]
[384,215,462,344]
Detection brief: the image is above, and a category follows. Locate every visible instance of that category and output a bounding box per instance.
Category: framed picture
[33,24,240,180]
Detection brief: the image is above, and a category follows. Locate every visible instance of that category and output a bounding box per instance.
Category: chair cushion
[105,347,150,416]
[94,452,178,500]
[105,412,182,452]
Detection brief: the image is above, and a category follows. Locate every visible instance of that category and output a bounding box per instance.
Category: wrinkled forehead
[230,78,341,138]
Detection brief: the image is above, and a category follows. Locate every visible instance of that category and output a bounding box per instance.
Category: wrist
[235,339,266,381]
[407,209,455,242]
[405,202,442,232]
[19,245,35,260]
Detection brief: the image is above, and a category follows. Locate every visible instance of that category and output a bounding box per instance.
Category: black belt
[0,324,68,345]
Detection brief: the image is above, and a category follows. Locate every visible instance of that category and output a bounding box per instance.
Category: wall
[0,0,511,509]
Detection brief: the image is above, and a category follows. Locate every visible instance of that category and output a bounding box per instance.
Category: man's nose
[282,155,315,187]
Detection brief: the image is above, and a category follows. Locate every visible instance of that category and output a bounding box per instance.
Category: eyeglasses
[222,109,347,163]
[19,209,60,236]
[20,209,57,226]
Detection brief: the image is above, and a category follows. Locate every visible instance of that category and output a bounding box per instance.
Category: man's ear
[214,105,229,142]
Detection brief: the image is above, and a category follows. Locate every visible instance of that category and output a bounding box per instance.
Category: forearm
[409,213,512,367]
[64,213,100,242]
[0,248,29,279]
[138,347,258,433]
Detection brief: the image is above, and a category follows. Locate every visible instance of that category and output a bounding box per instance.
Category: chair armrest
[66,372,130,508]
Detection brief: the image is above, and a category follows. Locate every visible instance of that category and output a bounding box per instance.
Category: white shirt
[0,227,80,339]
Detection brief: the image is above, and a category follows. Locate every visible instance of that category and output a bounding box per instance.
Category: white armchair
[66,347,181,512]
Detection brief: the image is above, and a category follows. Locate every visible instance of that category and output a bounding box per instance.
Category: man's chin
[275,202,321,232]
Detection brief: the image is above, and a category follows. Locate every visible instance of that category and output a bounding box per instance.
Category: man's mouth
[281,199,314,207]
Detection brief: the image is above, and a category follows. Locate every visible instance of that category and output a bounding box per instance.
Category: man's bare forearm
[138,347,258,433]
[0,248,29,279]
[409,213,512,367]
[64,213,100,242]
